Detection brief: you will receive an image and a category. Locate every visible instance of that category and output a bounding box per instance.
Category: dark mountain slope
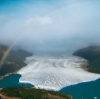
[0,44,32,76]
[73,46,100,73]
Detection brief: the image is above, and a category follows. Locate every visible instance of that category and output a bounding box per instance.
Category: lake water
[0,74,33,88]
[60,78,100,99]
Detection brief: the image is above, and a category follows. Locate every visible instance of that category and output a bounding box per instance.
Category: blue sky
[0,0,100,54]
[0,0,62,15]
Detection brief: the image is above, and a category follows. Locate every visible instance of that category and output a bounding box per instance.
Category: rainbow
[0,26,28,67]
[0,1,83,68]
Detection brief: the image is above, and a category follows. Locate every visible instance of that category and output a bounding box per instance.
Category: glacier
[17,55,100,91]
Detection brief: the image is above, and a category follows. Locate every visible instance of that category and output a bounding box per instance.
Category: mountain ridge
[0,44,33,77]
[73,46,100,73]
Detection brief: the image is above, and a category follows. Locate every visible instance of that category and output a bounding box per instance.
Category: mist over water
[18,55,100,91]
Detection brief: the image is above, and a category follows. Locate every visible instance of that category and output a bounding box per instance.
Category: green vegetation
[0,87,72,99]
[0,44,32,76]
[73,46,100,73]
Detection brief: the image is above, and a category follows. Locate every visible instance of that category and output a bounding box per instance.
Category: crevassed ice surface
[17,55,100,91]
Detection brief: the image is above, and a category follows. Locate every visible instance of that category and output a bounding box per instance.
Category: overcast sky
[0,0,100,54]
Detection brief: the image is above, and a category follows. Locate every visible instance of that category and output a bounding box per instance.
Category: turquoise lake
[60,79,100,99]
[0,74,33,88]
[0,74,100,99]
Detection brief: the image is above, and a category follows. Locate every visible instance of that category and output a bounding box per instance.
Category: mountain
[0,44,33,76]
[73,46,100,73]
[0,87,72,99]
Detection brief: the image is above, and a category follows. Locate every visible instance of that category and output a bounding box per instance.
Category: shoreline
[0,71,19,80]
[81,61,89,71]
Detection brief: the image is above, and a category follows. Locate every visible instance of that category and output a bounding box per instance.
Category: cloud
[0,0,100,54]
[25,16,52,26]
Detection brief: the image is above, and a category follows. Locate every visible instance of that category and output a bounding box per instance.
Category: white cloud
[0,0,100,54]
[25,16,52,26]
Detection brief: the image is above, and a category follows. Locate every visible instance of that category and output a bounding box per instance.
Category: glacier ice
[17,55,100,91]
